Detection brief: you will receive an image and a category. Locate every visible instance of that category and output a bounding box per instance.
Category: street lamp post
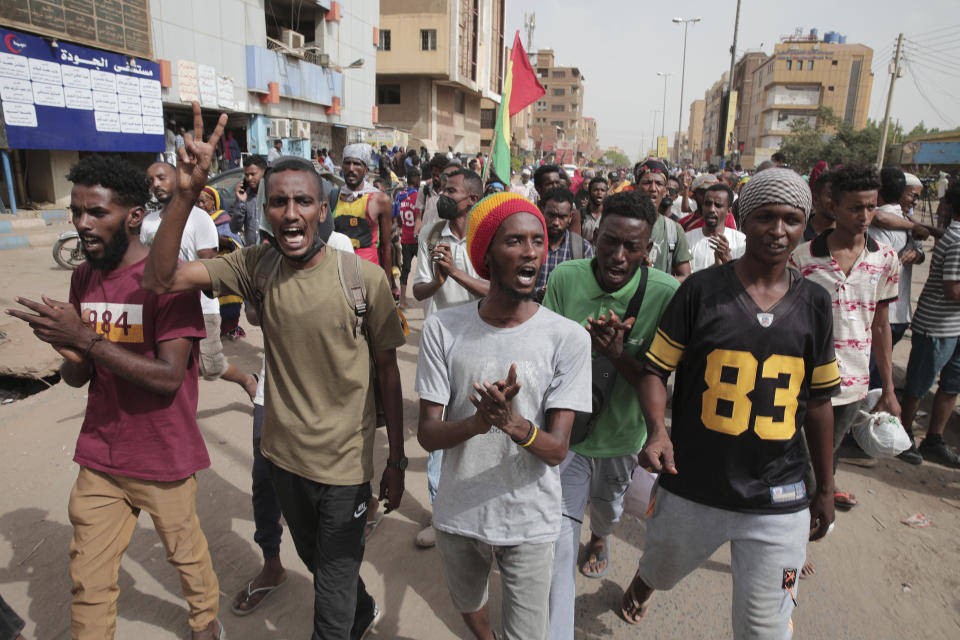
[650,109,660,157]
[672,17,701,156]
[657,72,672,139]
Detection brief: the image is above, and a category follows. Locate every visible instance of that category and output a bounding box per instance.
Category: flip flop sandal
[230,580,285,616]
[580,538,610,579]
[834,491,858,510]
[620,573,651,625]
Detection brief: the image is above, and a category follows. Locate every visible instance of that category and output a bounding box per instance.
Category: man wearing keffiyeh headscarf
[334,143,396,290]
[620,166,838,637]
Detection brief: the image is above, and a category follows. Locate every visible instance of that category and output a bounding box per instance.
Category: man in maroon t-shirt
[7,155,222,640]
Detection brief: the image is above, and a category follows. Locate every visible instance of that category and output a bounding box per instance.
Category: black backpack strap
[623,266,649,322]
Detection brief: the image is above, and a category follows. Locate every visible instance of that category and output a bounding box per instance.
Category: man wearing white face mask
[412,168,490,548]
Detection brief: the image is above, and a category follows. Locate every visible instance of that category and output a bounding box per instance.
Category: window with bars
[378,29,391,51]
[480,108,496,129]
[421,29,437,51]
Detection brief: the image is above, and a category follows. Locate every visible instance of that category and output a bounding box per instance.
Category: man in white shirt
[143,161,257,399]
[412,168,489,548]
[267,139,282,164]
[686,184,746,272]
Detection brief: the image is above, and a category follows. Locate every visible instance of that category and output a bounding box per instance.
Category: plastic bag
[851,390,911,458]
[623,467,658,518]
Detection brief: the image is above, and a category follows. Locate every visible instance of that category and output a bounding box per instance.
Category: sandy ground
[1,243,959,639]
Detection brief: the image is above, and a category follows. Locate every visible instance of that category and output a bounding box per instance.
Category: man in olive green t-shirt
[142,107,405,639]
[542,191,678,640]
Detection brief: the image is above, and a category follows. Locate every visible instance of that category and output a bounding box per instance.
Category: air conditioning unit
[294,120,311,139]
[304,49,330,67]
[281,29,305,50]
[268,118,291,139]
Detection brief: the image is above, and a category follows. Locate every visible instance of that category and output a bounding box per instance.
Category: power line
[904,39,960,65]
[904,30,960,47]
[902,50,960,78]
[907,61,960,108]
[905,23,960,39]
[903,59,953,127]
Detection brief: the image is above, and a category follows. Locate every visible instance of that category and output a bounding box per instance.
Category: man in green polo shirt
[543,191,678,640]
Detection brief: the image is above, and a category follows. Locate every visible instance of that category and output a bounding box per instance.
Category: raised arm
[143,102,227,294]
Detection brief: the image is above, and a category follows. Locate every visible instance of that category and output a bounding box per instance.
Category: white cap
[521,168,531,176]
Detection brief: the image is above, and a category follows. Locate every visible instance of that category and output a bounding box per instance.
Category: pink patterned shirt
[789,230,899,405]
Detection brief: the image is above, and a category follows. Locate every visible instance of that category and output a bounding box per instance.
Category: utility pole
[877,33,904,168]
[725,0,742,166]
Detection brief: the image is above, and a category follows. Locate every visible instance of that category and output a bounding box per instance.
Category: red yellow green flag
[485,32,545,185]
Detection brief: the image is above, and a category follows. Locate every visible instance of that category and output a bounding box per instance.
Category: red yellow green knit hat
[466,192,546,279]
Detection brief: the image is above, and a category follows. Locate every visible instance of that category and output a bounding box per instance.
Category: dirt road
[1,244,958,639]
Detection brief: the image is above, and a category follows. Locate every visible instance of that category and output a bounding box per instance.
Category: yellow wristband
[520,424,539,448]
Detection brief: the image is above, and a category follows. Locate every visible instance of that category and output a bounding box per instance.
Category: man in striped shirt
[898,183,960,468]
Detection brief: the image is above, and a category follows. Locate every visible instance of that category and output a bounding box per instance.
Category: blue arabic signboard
[0,26,164,152]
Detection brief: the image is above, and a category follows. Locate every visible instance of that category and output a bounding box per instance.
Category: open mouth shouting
[277,222,308,252]
[516,264,538,288]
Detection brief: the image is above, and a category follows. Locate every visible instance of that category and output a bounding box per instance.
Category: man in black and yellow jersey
[334,143,395,291]
[619,168,841,639]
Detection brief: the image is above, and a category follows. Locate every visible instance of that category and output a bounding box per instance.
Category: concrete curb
[0,232,59,251]
[0,210,68,233]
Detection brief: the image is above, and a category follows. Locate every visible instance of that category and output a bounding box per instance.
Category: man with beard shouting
[7,154,223,639]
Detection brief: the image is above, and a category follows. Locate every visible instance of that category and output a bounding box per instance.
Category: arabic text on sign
[0,78,33,103]
[94,110,121,132]
[61,65,92,90]
[28,58,62,85]
[32,82,66,108]
[3,101,38,127]
[64,87,94,110]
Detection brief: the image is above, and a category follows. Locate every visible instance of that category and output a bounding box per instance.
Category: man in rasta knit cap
[415,192,592,640]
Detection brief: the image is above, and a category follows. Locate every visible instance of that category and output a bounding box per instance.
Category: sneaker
[896,444,923,465]
[415,524,436,548]
[351,597,380,640]
[917,439,960,468]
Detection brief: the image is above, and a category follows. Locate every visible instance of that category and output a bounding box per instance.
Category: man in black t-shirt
[620,169,840,639]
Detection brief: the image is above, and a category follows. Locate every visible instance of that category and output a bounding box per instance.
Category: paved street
[1,242,958,639]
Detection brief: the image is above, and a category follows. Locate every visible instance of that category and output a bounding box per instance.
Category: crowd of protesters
[6,102,960,640]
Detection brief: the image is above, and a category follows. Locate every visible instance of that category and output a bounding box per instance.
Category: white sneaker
[415,524,436,548]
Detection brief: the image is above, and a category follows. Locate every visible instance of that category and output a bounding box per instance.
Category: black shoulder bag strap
[623,265,649,322]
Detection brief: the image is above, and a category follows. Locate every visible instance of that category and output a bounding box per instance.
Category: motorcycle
[52,230,85,270]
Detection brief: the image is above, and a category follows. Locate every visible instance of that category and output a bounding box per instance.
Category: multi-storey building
[743,30,873,166]
[0,0,378,206]
[729,51,767,168]
[686,99,706,167]
[701,73,729,167]
[375,0,504,154]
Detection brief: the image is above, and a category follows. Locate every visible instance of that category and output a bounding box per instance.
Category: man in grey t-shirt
[415,193,591,640]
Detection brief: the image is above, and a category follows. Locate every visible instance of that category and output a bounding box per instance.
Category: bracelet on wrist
[512,419,534,445]
[520,423,539,448]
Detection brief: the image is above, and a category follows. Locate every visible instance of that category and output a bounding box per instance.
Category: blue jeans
[252,404,283,559]
[427,449,443,504]
[904,332,960,398]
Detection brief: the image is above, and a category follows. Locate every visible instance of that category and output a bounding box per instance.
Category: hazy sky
[504,0,959,161]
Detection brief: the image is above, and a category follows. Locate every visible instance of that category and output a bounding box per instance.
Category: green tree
[602,149,630,168]
[777,107,899,172]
